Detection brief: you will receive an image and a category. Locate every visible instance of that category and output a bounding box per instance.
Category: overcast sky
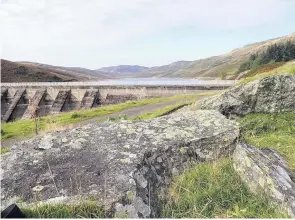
[1,0,295,69]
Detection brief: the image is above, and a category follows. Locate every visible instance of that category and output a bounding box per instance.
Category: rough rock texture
[233,142,295,217]
[1,110,239,217]
[197,74,295,116]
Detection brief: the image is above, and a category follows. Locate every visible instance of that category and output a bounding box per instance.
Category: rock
[233,142,295,217]
[1,110,239,217]
[197,74,295,116]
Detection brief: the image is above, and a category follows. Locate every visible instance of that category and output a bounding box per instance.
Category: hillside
[0,60,113,83]
[1,59,75,82]
[146,33,295,79]
[93,33,295,79]
[18,62,111,81]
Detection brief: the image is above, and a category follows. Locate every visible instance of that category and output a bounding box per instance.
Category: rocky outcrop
[233,143,295,217]
[197,74,295,116]
[1,110,239,217]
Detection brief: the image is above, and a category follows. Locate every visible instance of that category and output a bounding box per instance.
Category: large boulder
[197,74,295,116]
[233,142,295,217]
[1,110,239,218]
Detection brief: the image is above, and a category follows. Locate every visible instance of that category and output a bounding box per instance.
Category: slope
[18,62,111,80]
[1,59,75,82]
[147,32,295,79]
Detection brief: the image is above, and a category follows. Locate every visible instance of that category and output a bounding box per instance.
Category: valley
[1,30,295,219]
[2,33,294,83]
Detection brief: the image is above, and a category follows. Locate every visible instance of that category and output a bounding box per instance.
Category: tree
[237,41,295,74]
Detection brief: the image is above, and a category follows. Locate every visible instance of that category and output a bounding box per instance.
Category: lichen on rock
[197,74,295,116]
[233,142,295,217]
[1,110,239,217]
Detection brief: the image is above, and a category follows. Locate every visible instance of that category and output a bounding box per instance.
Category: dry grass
[237,60,295,85]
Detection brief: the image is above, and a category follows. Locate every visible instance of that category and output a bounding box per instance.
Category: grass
[22,202,106,218]
[243,62,286,78]
[237,60,295,85]
[163,112,294,218]
[239,112,295,170]
[133,101,189,120]
[162,158,288,218]
[106,102,190,121]
[107,114,130,121]
[107,100,195,122]
[0,146,10,154]
[1,94,205,140]
[21,159,288,218]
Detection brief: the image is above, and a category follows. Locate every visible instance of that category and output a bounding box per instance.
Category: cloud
[0,0,293,66]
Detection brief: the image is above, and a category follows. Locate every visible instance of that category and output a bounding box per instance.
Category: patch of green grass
[133,102,189,120]
[1,94,207,140]
[107,114,130,121]
[239,112,295,170]
[162,158,288,218]
[22,202,105,218]
[238,60,295,85]
[0,146,10,154]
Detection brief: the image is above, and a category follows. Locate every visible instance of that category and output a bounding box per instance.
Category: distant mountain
[97,65,149,78]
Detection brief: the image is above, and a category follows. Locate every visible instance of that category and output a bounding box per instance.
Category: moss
[179,147,186,154]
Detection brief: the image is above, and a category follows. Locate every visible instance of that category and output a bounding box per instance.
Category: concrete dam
[1,81,234,123]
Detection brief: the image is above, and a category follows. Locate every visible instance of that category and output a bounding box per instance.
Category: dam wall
[1,81,234,122]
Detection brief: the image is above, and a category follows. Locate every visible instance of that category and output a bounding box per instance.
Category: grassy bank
[239,112,295,170]
[237,60,295,85]
[162,158,287,218]
[1,93,215,140]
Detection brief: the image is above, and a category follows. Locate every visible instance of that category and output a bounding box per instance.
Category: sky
[0,0,295,69]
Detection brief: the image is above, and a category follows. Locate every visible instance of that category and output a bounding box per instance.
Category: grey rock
[1,110,239,217]
[233,142,295,217]
[197,74,295,116]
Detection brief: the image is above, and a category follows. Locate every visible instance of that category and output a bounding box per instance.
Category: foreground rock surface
[197,74,295,116]
[1,110,239,217]
[233,142,295,217]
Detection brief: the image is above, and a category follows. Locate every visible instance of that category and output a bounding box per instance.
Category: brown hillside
[1,59,76,83]
[149,32,295,79]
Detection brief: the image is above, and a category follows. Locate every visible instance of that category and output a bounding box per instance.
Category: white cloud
[0,0,293,66]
